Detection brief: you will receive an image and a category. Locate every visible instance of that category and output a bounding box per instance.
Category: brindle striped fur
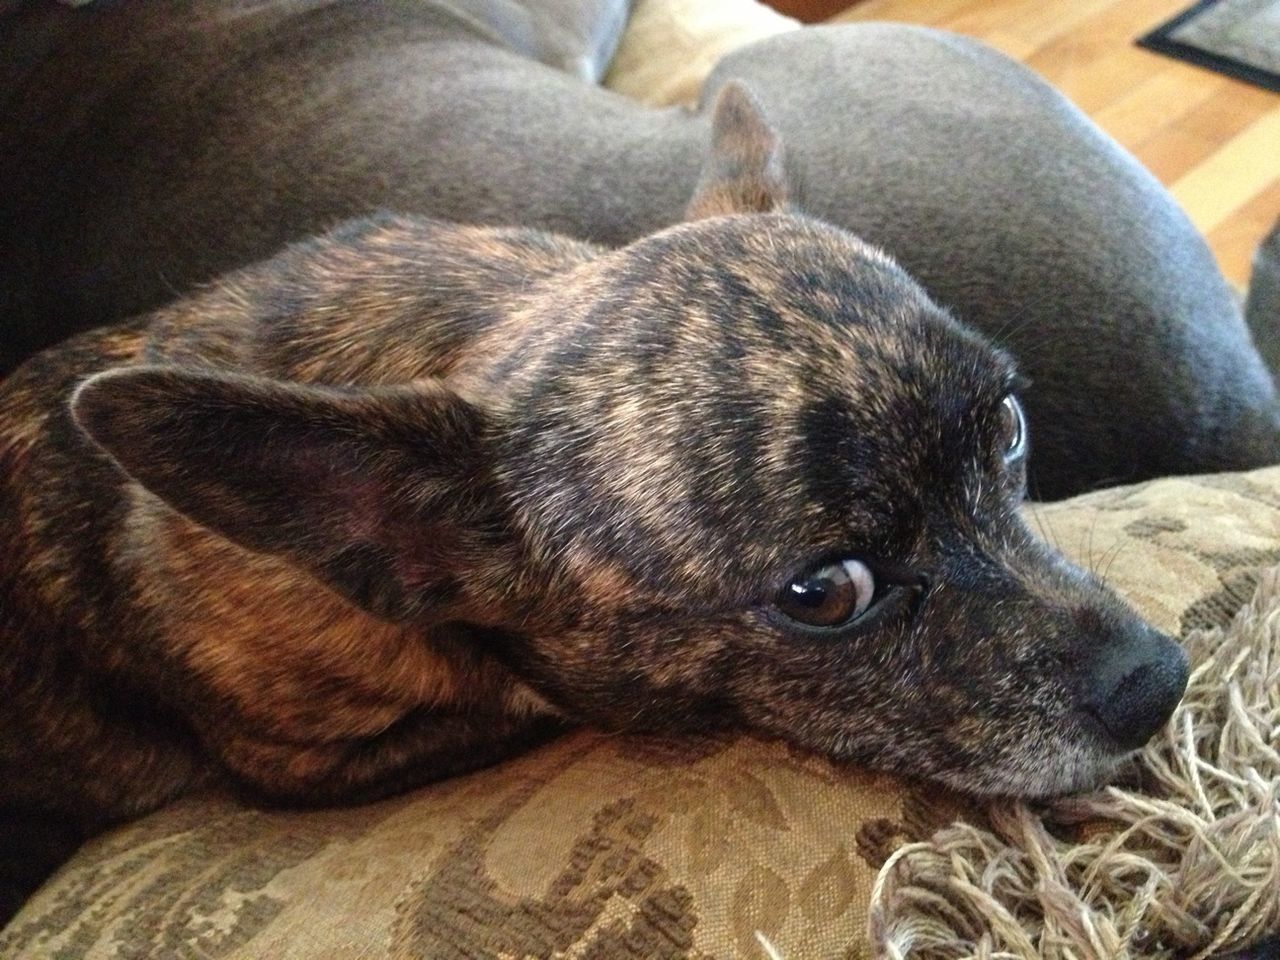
[0,86,1185,920]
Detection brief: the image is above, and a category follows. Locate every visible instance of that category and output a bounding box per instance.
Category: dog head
[72,84,1187,797]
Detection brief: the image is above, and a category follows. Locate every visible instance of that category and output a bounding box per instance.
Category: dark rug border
[1137,0,1280,93]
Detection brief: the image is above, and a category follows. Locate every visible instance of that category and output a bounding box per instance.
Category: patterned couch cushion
[3,465,1278,959]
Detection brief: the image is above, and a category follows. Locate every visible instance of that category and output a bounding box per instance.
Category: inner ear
[685,81,790,221]
[71,366,495,622]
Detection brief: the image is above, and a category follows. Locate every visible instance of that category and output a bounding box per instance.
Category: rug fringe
[869,565,1280,959]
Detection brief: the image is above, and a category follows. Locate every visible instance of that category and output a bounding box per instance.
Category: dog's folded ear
[71,366,498,623]
[685,81,789,221]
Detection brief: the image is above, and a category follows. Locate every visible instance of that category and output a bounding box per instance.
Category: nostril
[1085,647,1189,751]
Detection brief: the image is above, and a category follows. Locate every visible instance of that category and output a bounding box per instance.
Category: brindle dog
[0,87,1188,921]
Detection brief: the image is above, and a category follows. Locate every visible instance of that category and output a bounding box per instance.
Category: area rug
[1139,0,1280,92]
[870,564,1280,959]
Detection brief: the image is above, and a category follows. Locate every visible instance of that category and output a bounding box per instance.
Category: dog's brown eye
[775,559,875,628]
[1000,395,1027,462]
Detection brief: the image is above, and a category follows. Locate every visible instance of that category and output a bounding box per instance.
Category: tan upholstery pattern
[0,736,965,958]
[3,465,1278,958]
[605,0,798,107]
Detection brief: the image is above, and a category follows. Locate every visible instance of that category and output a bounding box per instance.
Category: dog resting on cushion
[0,0,1276,499]
[0,87,1188,922]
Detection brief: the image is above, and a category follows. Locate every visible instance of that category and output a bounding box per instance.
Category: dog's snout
[1082,627,1189,751]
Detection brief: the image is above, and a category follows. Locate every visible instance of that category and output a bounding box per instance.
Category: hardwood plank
[1090,67,1224,150]
[1171,109,1280,236]
[830,0,976,27]
[943,0,1119,60]
[1132,81,1277,183]
[1207,179,1280,288]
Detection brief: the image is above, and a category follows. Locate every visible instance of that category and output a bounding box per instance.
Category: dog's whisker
[1098,536,1130,593]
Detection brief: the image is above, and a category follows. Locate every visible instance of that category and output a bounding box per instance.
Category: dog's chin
[819,727,1131,799]
[931,741,1130,799]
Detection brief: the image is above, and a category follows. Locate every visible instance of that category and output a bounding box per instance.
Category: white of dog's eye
[775,558,876,628]
[1000,394,1027,462]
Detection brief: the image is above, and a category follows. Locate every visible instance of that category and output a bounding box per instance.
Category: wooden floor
[831,0,1280,287]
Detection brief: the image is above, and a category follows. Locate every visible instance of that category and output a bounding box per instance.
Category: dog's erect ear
[685,81,789,221]
[71,366,497,622]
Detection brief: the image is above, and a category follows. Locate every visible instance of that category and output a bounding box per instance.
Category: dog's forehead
[616,214,917,323]
[497,216,1014,605]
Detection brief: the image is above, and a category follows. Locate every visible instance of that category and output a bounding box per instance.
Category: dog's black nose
[1083,627,1189,751]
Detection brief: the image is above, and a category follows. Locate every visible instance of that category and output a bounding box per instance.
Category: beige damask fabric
[2,466,1278,960]
[0,734,964,958]
[605,0,799,107]
[383,736,945,959]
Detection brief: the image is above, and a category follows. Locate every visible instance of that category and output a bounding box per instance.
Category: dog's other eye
[999,394,1027,462]
[775,559,875,628]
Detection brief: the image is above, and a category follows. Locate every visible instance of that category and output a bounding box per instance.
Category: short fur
[1,0,1277,498]
[0,87,1187,921]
